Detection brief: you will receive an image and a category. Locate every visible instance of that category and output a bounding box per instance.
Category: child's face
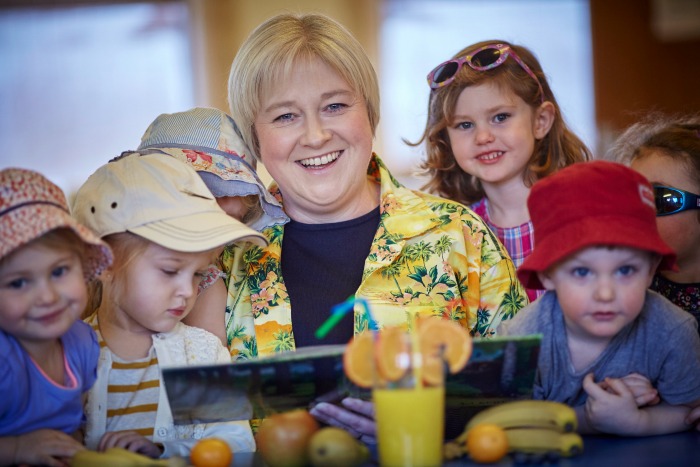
[446,82,552,190]
[0,242,87,345]
[110,242,215,334]
[216,196,248,221]
[631,150,700,272]
[537,246,659,340]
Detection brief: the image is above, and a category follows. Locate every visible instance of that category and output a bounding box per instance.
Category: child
[136,107,288,345]
[607,113,699,322]
[0,168,112,466]
[71,153,267,457]
[136,107,287,231]
[414,40,591,301]
[502,160,700,436]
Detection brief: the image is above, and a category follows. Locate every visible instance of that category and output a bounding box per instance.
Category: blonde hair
[228,12,380,160]
[84,232,149,318]
[239,194,264,225]
[413,40,591,206]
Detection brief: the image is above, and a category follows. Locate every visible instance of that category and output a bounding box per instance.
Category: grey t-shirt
[501,291,700,406]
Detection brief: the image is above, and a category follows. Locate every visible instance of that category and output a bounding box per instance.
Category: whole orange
[466,423,509,463]
[256,409,320,467]
[190,438,233,467]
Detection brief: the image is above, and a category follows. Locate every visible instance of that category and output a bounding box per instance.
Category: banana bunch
[465,400,578,433]
[71,447,187,467]
[445,400,583,461]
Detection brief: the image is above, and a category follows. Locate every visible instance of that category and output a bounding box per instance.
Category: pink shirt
[471,198,543,302]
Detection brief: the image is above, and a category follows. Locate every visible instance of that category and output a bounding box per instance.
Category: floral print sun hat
[137,107,288,231]
[0,168,112,280]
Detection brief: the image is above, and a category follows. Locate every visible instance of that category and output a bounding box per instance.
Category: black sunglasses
[653,185,700,216]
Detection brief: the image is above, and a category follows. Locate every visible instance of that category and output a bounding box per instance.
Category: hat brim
[1,204,112,281]
[518,215,677,290]
[130,210,268,253]
[143,147,288,230]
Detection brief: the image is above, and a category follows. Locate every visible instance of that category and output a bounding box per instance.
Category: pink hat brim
[1,203,112,281]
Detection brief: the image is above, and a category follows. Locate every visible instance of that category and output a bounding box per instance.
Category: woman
[221,12,527,440]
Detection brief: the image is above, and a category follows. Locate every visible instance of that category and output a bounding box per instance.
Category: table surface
[228,430,700,466]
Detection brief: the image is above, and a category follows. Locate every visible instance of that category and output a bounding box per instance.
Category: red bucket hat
[518,160,676,290]
[0,168,112,280]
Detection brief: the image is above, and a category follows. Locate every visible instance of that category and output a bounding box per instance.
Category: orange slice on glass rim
[344,320,471,387]
[375,326,410,382]
[343,328,410,387]
[343,331,375,388]
[418,318,472,385]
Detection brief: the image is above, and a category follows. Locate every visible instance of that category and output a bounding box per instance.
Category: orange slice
[344,321,471,388]
[343,331,375,388]
[418,318,472,375]
[376,326,410,382]
[420,354,445,387]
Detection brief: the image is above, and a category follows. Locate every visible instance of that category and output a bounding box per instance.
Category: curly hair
[412,40,591,206]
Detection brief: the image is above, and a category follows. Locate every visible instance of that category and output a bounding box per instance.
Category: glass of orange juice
[373,327,444,467]
[343,319,472,467]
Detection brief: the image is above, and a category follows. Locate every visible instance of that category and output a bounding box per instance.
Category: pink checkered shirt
[471,198,543,302]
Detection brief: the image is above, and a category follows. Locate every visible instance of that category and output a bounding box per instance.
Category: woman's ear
[533,101,555,140]
[537,270,556,291]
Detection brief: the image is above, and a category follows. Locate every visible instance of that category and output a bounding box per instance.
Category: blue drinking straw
[314,295,377,339]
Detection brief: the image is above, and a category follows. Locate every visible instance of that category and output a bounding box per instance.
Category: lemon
[308,427,369,467]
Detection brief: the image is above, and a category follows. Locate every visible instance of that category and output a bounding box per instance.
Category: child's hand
[685,405,700,430]
[97,431,163,458]
[582,373,645,435]
[598,372,660,407]
[13,429,84,467]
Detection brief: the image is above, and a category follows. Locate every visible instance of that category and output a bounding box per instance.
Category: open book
[162,334,541,426]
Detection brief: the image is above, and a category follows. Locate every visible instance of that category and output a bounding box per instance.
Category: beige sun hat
[71,152,268,252]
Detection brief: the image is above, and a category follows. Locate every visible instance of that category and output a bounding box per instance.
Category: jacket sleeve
[458,215,528,337]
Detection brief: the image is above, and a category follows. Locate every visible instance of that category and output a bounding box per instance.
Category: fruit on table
[465,400,578,433]
[190,438,233,467]
[343,317,472,388]
[308,427,370,467]
[445,400,584,461]
[464,423,509,464]
[70,447,186,466]
[503,427,583,457]
[256,409,320,467]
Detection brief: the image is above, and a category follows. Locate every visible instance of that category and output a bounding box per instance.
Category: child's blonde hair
[84,232,150,318]
[239,194,264,225]
[414,40,591,206]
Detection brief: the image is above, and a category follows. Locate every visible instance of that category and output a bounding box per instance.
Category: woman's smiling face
[253,57,377,224]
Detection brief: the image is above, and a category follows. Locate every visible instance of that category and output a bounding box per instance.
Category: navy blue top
[281,207,380,347]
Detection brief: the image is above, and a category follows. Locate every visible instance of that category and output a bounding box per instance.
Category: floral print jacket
[220,155,527,359]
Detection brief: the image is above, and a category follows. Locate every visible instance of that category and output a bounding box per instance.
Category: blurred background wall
[1,0,698,195]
